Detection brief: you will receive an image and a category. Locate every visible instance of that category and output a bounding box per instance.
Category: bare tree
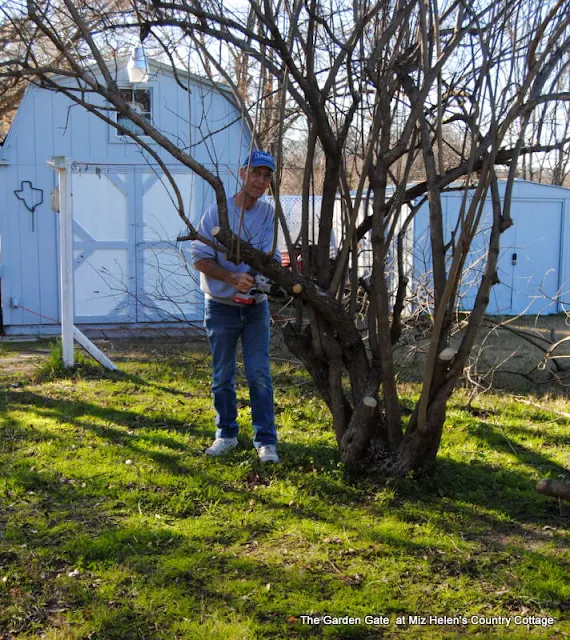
[0,6,64,136]
[2,0,569,476]
[513,3,570,186]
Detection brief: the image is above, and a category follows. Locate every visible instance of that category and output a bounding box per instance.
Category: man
[191,150,280,463]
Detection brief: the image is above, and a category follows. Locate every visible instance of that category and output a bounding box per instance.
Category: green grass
[0,338,569,639]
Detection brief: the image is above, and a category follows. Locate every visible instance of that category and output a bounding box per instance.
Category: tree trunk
[338,360,386,468]
[391,399,448,476]
[281,320,353,444]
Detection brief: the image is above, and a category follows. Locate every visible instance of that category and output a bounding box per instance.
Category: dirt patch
[86,334,210,364]
[393,314,570,393]
[0,341,52,377]
[468,315,570,392]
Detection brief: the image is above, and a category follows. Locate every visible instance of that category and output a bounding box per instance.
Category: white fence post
[48,157,118,371]
[52,156,74,367]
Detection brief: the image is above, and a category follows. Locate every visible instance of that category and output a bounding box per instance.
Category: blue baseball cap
[242,150,276,172]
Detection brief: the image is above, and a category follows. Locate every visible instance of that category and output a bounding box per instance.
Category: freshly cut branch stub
[362,396,377,418]
[438,347,457,362]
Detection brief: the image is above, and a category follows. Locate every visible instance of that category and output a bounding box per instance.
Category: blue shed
[412,180,570,315]
[0,58,250,335]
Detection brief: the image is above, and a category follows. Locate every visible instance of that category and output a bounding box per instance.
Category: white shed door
[71,166,202,324]
[72,170,134,322]
[490,199,562,315]
[137,171,203,322]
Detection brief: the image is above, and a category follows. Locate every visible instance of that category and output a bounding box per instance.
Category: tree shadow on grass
[2,361,570,637]
[465,417,570,488]
[7,490,567,638]
[29,361,208,402]
[0,387,213,473]
[110,368,213,401]
[470,419,570,454]
[3,384,568,522]
[2,427,569,638]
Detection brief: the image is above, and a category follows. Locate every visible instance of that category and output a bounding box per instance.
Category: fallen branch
[536,479,570,501]
[514,397,570,420]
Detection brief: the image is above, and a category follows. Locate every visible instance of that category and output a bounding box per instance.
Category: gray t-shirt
[191,196,281,302]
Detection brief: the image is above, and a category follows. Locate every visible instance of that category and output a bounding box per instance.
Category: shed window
[116,87,152,136]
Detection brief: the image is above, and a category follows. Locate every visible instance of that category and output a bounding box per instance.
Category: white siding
[413,181,570,315]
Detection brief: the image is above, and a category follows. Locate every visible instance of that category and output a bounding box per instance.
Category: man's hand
[230,272,255,293]
[194,259,255,292]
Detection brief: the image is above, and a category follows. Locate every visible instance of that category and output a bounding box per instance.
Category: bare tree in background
[1,0,569,476]
[0,7,58,136]
[0,0,145,137]
[511,1,570,186]
[525,72,570,186]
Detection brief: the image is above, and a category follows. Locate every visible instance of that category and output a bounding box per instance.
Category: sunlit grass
[0,339,568,639]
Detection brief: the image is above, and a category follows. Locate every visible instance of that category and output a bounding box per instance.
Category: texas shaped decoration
[14,181,44,231]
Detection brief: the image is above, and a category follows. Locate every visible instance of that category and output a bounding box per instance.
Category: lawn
[0,337,569,639]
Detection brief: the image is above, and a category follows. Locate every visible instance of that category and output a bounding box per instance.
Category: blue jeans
[204,298,277,447]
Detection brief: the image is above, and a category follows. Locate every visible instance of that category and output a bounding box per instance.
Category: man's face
[240,165,273,200]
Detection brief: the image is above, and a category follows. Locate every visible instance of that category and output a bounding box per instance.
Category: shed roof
[0,55,239,164]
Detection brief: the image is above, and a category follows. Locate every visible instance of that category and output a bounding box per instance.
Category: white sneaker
[205,437,238,456]
[257,444,279,463]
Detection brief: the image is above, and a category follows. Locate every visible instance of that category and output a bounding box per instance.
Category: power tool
[233,275,290,305]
